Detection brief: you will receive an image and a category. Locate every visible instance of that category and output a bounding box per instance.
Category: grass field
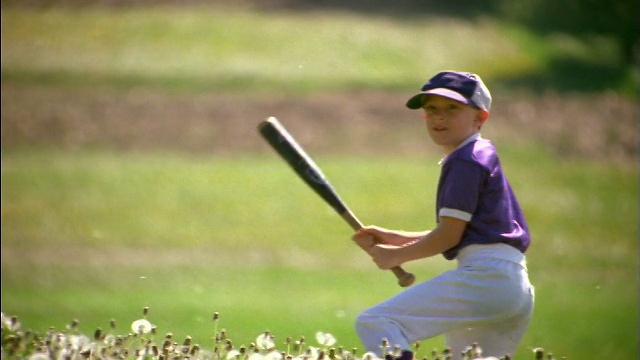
[1,3,637,359]
[2,149,636,358]
[2,5,633,95]
[1,6,531,93]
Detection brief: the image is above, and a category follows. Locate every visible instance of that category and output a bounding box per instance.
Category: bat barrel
[258,117,349,214]
[259,117,416,288]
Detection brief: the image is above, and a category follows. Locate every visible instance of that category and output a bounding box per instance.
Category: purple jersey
[436,135,530,260]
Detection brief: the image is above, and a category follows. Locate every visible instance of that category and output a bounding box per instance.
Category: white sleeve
[439,207,472,222]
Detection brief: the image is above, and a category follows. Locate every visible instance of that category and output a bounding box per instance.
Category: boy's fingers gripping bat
[257,116,416,288]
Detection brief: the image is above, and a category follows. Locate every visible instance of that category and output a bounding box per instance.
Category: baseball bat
[257,116,416,288]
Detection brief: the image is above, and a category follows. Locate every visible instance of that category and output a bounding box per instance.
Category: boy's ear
[476,110,489,129]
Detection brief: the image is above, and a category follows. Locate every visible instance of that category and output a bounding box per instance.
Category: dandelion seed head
[131,319,153,334]
[265,349,283,360]
[306,346,319,359]
[362,351,381,360]
[184,336,193,346]
[103,334,116,347]
[27,352,49,360]
[227,349,242,360]
[315,332,336,347]
[1,314,21,331]
[94,327,103,341]
[69,334,92,351]
[257,332,276,350]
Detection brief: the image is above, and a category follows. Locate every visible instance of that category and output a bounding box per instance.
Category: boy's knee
[354,312,385,341]
[354,312,370,334]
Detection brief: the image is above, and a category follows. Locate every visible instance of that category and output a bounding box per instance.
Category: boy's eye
[423,104,458,112]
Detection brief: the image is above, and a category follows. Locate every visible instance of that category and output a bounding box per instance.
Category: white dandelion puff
[248,352,265,360]
[315,332,336,347]
[305,346,320,359]
[131,319,153,334]
[362,351,382,360]
[68,334,92,351]
[256,332,275,350]
[265,349,282,360]
[1,313,20,331]
[27,353,49,360]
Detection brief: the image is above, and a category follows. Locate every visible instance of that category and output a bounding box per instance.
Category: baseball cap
[405,71,492,111]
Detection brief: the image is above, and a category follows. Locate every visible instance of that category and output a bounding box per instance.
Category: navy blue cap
[406,71,492,111]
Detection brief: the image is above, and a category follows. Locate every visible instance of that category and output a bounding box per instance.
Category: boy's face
[421,94,488,154]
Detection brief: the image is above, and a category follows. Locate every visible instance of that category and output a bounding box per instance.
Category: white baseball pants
[355,244,534,360]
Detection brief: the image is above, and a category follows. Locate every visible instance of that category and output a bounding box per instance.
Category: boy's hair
[406,71,492,112]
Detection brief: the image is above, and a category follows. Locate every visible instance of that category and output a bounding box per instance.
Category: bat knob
[393,267,416,287]
[398,273,416,287]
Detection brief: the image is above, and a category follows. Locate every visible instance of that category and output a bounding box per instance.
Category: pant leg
[446,283,534,359]
[355,269,466,355]
[355,255,534,358]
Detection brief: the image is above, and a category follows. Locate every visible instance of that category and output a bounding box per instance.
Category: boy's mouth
[432,126,448,132]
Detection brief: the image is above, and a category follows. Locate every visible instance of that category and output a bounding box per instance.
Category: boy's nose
[431,108,446,119]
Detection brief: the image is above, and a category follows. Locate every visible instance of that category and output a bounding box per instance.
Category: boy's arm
[362,216,466,270]
[352,226,430,247]
[396,216,466,262]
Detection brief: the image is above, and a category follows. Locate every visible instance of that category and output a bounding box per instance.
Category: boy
[352,71,534,360]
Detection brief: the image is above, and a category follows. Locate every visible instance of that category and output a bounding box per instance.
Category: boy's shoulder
[448,137,498,168]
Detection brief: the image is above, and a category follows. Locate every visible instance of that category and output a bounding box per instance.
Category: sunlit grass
[1,6,533,93]
[1,148,636,358]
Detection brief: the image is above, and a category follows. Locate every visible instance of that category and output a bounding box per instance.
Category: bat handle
[341,211,416,288]
[341,210,366,231]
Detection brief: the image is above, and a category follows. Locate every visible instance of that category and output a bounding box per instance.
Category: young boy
[352,71,534,360]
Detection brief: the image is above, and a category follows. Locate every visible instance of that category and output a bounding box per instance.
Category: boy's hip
[456,243,527,269]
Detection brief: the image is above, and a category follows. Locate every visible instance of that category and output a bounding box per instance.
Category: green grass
[1,4,637,358]
[1,148,636,358]
[3,5,632,95]
[0,5,583,94]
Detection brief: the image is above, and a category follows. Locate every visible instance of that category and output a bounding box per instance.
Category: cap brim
[405,88,471,109]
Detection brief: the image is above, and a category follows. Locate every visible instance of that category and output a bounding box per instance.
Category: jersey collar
[438,133,482,165]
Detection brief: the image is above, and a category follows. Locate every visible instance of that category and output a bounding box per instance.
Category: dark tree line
[488,0,637,64]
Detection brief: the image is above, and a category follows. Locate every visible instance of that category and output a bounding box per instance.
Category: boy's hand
[352,229,379,252]
[367,244,403,270]
[352,228,402,269]
[352,226,412,247]
[352,226,391,250]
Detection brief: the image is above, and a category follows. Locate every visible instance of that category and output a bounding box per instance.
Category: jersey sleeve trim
[439,208,473,222]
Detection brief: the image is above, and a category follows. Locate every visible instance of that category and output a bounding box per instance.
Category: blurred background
[1,0,637,358]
